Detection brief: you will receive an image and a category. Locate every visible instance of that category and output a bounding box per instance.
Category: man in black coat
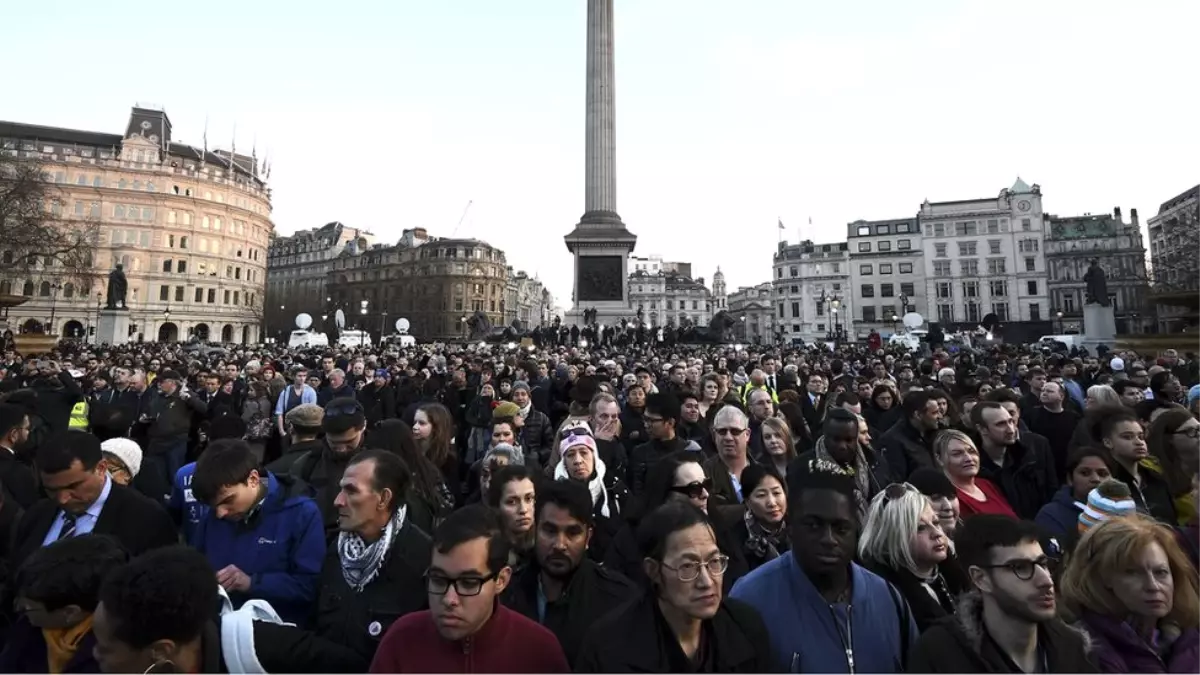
[971,402,1058,521]
[254,450,431,672]
[879,390,943,481]
[501,481,638,666]
[8,430,177,573]
[138,369,207,488]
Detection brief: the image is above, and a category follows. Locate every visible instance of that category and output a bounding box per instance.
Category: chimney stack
[1114,206,1122,220]
[1131,208,1139,227]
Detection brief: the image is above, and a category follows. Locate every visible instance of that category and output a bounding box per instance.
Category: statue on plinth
[105,264,128,310]
[1083,259,1110,306]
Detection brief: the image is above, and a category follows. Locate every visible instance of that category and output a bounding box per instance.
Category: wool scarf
[338,506,407,592]
[814,435,871,521]
[554,456,612,518]
[743,508,786,562]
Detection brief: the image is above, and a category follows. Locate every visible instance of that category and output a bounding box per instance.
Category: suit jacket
[9,482,178,571]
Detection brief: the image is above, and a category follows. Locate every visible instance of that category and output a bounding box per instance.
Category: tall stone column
[584,0,618,219]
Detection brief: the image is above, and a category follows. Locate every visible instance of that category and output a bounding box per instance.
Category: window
[966,302,982,323]
[861,284,875,298]
[142,207,153,221]
[790,285,799,294]
[791,302,800,318]
[860,264,873,275]
[202,216,210,229]
[958,242,977,256]
[857,225,870,236]
[167,211,176,224]
[183,212,192,225]
[163,260,172,273]
[140,231,150,247]
[93,176,102,187]
[174,286,184,302]
[117,179,127,189]
[831,263,840,273]
[992,302,1010,321]
[988,258,1007,275]
[933,261,951,276]
[961,260,979,275]
[934,223,945,236]
[1029,303,1041,321]
[876,224,891,235]
[76,174,87,186]
[987,219,1000,233]
[1063,294,1076,313]
[159,285,169,301]
[988,239,1001,254]
[935,243,947,257]
[89,202,100,218]
[789,266,798,278]
[233,291,239,305]
[816,300,824,316]
[938,304,954,322]
[901,282,915,297]
[878,241,892,252]
[194,288,204,302]
[1022,218,1032,231]
[778,304,784,318]
[1019,238,1039,253]
[177,260,187,274]
[990,280,1007,296]
[207,289,216,303]
[224,290,231,304]
[880,283,894,297]
[897,239,911,250]
[147,182,155,192]
[1024,257,1036,272]
[963,281,979,298]
[858,242,871,253]
[180,237,188,250]
[955,221,978,235]
[862,306,877,322]
[114,205,125,219]
[880,263,893,274]
[1026,280,1038,295]
[899,262,913,274]
[74,201,84,216]
[132,181,142,190]
[214,217,222,231]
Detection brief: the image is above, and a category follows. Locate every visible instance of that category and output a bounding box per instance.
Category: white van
[337,329,373,348]
[1038,334,1082,350]
[288,330,329,349]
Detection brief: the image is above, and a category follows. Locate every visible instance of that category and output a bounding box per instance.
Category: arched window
[132,181,142,190]
[63,282,74,298]
[146,181,156,192]
[39,281,51,296]
[118,179,127,189]
[21,281,33,296]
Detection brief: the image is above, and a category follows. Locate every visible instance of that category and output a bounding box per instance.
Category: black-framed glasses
[714,427,746,436]
[643,414,665,424]
[424,571,499,597]
[670,478,713,500]
[978,556,1052,581]
[324,401,364,418]
[660,554,730,582]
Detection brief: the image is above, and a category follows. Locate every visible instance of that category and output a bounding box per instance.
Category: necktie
[57,513,78,541]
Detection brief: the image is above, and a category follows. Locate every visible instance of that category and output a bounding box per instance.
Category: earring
[144,660,176,674]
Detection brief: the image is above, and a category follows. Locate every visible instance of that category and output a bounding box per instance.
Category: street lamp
[1055,310,1064,334]
[892,313,900,336]
[460,315,468,340]
[47,281,63,336]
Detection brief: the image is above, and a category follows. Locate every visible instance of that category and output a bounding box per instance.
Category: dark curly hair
[96,545,219,649]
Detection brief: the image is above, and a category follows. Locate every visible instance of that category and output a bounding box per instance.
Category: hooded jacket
[1034,485,1083,541]
[908,593,1098,673]
[194,473,325,626]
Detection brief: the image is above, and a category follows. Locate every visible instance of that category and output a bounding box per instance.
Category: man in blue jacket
[192,438,325,625]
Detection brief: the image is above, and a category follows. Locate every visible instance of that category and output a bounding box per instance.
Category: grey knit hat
[512,381,531,393]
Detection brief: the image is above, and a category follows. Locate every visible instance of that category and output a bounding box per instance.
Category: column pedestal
[1080,302,1117,351]
[96,309,131,346]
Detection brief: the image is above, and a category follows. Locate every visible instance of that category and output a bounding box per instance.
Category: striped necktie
[57,513,78,541]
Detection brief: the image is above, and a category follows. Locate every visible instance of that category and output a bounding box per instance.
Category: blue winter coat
[1035,485,1081,541]
[194,472,325,625]
[168,462,208,545]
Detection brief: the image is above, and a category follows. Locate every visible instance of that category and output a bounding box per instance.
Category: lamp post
[1055,310,1063,334]
[47,282,63,336]
[461,315,468,340]
[891,313,900,336]
[163,307,171,342]
[830,297,841,342]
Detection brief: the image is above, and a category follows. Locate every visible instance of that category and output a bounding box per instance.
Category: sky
[4,0,1196,307]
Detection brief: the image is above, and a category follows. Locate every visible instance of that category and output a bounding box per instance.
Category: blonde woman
[859,483,970,632]
[1060,514,1199,672]
[1086,384,1123,409]
[933,429,1016,519]
[761,416,796,478]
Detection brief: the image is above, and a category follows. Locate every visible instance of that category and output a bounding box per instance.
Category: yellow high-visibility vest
[69,400,90,430]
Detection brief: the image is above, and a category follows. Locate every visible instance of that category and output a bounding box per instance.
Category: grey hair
[1086,384,1121,407]
[858,485,929,575]
[484,442,524,466]
[330,368,346,379]
[714,405,748,429]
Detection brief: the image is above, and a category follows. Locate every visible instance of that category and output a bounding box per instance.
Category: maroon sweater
[369,603,569,674]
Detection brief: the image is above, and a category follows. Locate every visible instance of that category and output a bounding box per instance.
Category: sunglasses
[324,402,364,418]
[670,478,713,500]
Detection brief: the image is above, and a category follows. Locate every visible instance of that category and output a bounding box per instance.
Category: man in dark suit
[800,372,827,437]
[9,430,177,572]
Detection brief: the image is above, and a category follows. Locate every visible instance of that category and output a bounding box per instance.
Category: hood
[949,592,1094,657]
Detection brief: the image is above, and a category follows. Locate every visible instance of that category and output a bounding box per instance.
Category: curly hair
[96,545,219,649]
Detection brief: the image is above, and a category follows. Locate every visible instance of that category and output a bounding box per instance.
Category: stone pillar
[96,309,131,346]
[584,0,617,217]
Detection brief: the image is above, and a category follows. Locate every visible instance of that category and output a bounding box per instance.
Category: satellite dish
[902,312,924,330]
[335,309,346,329]
[395,318,410,334]
[295,313,313,330]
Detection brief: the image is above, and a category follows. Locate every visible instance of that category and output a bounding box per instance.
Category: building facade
[919,179,1050,337]
[626,256,714,328]
[0,106,272,344]
[325,229,509,340]
[503,269,547,330]
[1147,185,1199,333]
[265,221,374,336]
[712,268,727,313]
[727,282,775,344]
[847,217,924,337]
[1045,207,1149,334]
[773,240,853,344]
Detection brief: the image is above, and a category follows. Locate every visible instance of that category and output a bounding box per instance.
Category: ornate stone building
[847,218,923,337]
[1148,185,1199,333]
[727,282,775,344]
[774,240,853,344]
[265,221,373,336]
[325,229,509,340]
[1045,207,1149,334]
[626,256,715,328]
[503,269,547,330]
[0,106,272,343]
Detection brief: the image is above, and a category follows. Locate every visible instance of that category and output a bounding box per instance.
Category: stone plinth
[1080,302,1117,351]
[96,309,131,346]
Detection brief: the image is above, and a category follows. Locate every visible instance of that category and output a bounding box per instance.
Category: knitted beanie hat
[100,438,143,478]
[1078,479,1136,533]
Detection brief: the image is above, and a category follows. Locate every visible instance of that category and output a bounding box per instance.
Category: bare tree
[0,153,100,291]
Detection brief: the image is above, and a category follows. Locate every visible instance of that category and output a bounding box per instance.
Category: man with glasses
[908,515,1094,672]
[629,393,701,495]
[705,405,752,508]
[291,397,368,543]
[501,480,636,666]
[731,460,918,674]
[370,505,569,673]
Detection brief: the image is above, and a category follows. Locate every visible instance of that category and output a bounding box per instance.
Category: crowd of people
[0,334,1197,673]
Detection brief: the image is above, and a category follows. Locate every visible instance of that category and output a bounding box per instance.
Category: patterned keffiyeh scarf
[743,508,787,562]
[338,505,407,592]
[814,436,871,521]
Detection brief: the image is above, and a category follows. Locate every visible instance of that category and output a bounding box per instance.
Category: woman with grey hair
[464,442,524,505]
[858,483,969,632]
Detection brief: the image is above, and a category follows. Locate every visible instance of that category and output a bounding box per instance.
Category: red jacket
[369,603,569,674]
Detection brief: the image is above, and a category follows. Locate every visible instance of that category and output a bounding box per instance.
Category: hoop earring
[144,659,176,674]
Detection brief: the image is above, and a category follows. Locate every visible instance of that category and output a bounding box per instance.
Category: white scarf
[518,402,532,418]
[555,456,612,518]
[338,506,406,592]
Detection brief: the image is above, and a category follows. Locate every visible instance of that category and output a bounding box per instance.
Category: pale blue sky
[4,0,1195,306]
